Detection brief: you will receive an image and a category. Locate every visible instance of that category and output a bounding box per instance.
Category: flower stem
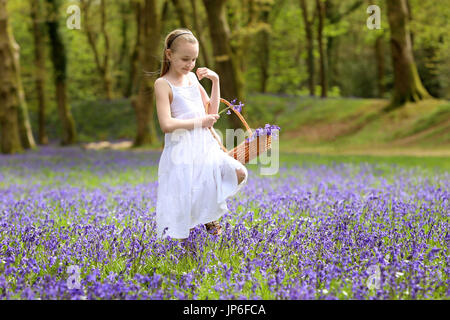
[218,106,231,115]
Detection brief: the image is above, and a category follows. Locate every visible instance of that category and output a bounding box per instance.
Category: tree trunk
[189,0,212,93]
[325,0,334,89]
[237,0,257,74]
[30,0,48,145]
[171,0,189,27]
[176,0,211,93]
[127,0,142,98]
[385,0,430,109]
[299,0,315,96]
[202,0,245,130]
[80,0,113,100]
[133,0,162,147]
[257,0,287,93]
[0,0,35,151]
[257,9,270,93]
[0,0,23,154]
[118,0,131,98]
[14,35,36,150]
[325,0,363,91]
[375,33,385,97]
[189,0,211,69]
[46,0,76,145]
[316,0,327,98]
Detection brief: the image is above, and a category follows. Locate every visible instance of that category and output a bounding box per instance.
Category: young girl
[154,29,248,240]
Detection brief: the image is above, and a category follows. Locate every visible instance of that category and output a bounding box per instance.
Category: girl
[154,29,248,240]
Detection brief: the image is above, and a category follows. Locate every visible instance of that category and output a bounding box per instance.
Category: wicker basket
[205,98,272,165]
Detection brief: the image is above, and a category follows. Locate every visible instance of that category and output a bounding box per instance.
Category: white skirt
[155,126,248,239]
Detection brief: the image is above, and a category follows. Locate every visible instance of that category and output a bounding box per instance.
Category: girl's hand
[201,114,220,128]
[196,67,219,82]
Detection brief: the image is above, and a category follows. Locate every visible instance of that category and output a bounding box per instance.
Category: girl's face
[167,41,199,75]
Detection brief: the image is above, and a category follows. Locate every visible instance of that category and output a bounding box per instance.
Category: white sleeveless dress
[155,72,248,240]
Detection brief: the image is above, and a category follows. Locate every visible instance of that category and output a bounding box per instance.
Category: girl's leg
[204,167,246,235]
[235,167,246,185]
[205,220,222,235]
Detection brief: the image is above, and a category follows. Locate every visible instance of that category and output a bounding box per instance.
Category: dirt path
[288,146,450,157]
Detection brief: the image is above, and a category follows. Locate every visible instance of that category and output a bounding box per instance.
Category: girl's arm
[196,68,220,114]
[154,78,203,133]
[208,78,220,114]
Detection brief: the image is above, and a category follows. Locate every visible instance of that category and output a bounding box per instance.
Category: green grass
[28,94,450,155]
[277,152,449,172]
[1,149,448,299]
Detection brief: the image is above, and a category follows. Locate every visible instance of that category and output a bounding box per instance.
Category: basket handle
[207,98,252,133]
[205,98,253,153]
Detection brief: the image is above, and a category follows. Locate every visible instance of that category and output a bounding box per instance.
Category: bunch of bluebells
[245,123,281,143]
[0,144,448,300]
[217,98,280,143]
[219,98,244,115]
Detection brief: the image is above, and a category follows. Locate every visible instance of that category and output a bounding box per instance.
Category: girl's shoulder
[154,77,171,89]
[154,77,172,98]
[155,76,168,84]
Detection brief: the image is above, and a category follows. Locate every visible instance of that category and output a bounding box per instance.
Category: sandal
[204,221,222,235]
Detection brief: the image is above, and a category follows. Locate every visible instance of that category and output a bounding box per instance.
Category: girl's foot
[204,221,222,235]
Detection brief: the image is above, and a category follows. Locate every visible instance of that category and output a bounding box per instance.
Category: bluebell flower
[219,98,244,115]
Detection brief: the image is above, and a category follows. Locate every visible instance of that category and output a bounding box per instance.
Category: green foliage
[7,0,450,106]
[4,0,450,149]
[28,98,138,143]
[26,92,449,154]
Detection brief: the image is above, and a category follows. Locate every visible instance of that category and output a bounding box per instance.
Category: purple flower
[234,101,244,113]
[219,98,244,115]
[246,123,281,142]
[427,247,441,260]
[1,144,447,300]
[107,272,117,283]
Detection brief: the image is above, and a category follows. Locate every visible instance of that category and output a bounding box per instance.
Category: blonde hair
[160,29,198,77]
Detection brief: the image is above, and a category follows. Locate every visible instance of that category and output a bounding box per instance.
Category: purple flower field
[0,145,448,299]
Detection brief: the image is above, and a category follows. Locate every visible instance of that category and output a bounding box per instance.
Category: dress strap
[162,75,195,87]
[161,77,174,87]
[189,72,198,84]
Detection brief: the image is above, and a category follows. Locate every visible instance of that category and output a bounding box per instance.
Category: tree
[30,0,48,145]
[127,0,142,98]
[316,0,327,98]
[256,2,271,93]
[132,0,164,146]
[15,30,36,150]
[385,0,430,110]
[299,0,315,96]
[46,0,76,145]
[80,0,113,100]
[189,0,211,71]
[250,0,287,93]
[0,0,36,153]
[172,0,212,92]
[117,0,132,98]
[374,32,385,97]
[324,0,364,90]
[0,0,22,154]
[202,0,244,129]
